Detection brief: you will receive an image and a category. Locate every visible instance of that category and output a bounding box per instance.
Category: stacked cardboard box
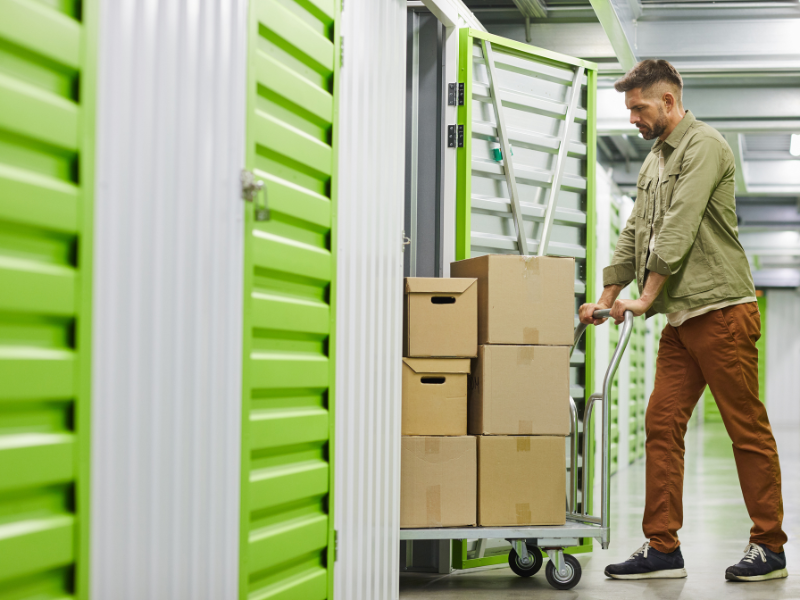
[401,277,478,528]
[451,255,574,527]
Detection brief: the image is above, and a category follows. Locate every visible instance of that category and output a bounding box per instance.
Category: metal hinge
[448,82,464,106]
[447,124,464,148]
[241,169,270,221]
[402,229,411,252]
[334,530,339,562]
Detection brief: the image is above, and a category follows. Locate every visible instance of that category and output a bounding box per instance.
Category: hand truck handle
[571,309,614,356]
[568,309,635,549]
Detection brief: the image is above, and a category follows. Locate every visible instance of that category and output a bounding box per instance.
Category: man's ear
[663,91,676,112]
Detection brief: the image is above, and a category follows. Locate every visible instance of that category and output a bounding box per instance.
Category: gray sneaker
[725,543,788,582]
[605,542,688,580]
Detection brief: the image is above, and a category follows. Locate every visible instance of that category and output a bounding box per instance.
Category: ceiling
[460,0,800,287]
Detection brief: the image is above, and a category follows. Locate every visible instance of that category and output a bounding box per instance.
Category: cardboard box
[401,436,477,528]
[477,436,566,526]
[404,277,478,358]
[469,345,570,436]
[450,255,574,346]
[403,358,470,436]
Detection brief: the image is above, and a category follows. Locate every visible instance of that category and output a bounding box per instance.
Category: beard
[638,107,668,140]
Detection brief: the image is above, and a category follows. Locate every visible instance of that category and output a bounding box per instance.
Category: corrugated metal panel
[90,1,247,598]
[333,0,406,599]
[766,290,800,428]
[0,0,94,596]
[239,0,339,598]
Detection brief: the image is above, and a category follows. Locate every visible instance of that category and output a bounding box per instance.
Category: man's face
[625,88,668,141]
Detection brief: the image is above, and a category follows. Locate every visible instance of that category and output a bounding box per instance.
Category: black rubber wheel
[545,554,582,590]
[508,545,543,577]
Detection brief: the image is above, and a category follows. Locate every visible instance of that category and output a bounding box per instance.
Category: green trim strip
[465,29,599,72]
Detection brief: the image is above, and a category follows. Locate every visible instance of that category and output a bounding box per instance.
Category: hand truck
[399,309,634,590]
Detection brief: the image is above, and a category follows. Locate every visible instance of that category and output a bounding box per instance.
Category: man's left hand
[608,298,652,324]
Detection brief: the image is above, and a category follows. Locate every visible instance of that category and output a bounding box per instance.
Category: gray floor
[400,422,800,599]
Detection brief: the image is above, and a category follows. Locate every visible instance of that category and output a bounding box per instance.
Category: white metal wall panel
[334,1,407,599]
[91,1,247,598]
[766,290,800,428]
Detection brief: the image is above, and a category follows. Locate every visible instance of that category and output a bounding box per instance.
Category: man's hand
[579,302,610,326]
[608,298,652,324]
[580,284,624,326]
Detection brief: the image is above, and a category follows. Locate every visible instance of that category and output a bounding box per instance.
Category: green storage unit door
[0,0,95,598]
[454,28,597,559]
[240,0,339,598]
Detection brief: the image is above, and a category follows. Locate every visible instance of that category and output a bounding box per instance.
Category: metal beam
[588,0,639,71]
[539,65,586,257]
[511,0,547,19]
[626,0,643,19]
[481,39,529,255]
[609,134,639,160]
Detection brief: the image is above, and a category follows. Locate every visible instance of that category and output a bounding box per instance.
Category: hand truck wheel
[545,554,581,590]
[508,544,543,577]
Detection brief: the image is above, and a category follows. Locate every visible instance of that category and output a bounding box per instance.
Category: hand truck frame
[399,309,635,590]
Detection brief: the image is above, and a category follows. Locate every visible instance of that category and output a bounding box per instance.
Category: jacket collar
[651,110,694,154]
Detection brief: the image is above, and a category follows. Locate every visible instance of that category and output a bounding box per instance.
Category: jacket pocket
[667,234,716,298]
[635,175,652,218]
[664,162,682,210]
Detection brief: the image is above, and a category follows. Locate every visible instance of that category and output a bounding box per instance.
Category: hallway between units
[399,422,800,599]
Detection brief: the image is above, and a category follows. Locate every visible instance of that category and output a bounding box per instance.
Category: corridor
[400,422,800,599]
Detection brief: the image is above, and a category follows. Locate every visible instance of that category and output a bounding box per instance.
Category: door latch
[241,169,270,221]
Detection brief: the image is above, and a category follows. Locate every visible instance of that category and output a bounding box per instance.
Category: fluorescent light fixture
[791,133,800,157]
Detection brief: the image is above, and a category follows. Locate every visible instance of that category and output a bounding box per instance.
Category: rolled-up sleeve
[648,135,724,275]
[603,202,637,288]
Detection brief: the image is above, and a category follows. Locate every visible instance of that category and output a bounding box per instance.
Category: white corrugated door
[334,0,407,599]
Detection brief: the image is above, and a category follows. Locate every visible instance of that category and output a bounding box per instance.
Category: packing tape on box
[516,346,535,365]
[518,420,533,434]
[522,328,540,344]
[516,502,532,524]
[516,437,531,452]
[425,438,440,455]
[523,257,543,304]
[426,484,442,526]
[524,256,540,274]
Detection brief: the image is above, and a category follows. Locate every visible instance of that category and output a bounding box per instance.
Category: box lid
[405,277,476,294]
[402,358,471,375]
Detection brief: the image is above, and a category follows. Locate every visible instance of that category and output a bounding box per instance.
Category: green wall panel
[0,0,95,598]
[240,0,339,598]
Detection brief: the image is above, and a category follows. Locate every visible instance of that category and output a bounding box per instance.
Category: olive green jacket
[603,111,755,317]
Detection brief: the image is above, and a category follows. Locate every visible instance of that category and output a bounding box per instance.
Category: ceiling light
[791,134,800,157]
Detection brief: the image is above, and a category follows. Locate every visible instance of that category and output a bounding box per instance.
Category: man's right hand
[579,302,609,326]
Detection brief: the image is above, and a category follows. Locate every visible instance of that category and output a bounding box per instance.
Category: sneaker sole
[605,568,688,580]
[725,568,788,582]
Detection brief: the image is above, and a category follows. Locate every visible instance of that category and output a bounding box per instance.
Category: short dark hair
[614,59,683,103]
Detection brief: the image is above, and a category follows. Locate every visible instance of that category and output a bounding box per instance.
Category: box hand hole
[431,296,456,305]
[421,377,446,385]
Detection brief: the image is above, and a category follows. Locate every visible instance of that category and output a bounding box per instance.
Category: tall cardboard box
[401,436,477,528]
[450,255,574,346]
[477,436,565,526]
[404,278,478,357]
[470,345,570,436]
[403,358,470,436]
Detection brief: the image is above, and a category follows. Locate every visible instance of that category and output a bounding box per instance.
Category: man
[580,60,788,582]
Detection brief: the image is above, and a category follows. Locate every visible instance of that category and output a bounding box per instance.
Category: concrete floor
[400,422,800,599]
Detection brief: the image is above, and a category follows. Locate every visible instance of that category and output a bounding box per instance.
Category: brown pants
[643,302,787,553]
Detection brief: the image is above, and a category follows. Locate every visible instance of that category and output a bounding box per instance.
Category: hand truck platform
[399,309,634,590]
